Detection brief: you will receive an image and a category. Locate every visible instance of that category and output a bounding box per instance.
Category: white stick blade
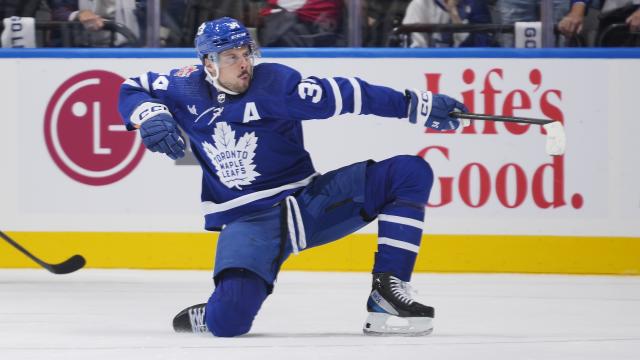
[543,121,566,156]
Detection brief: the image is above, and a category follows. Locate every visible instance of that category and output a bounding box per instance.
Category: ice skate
[172,303,209,333]
[363,273,434,336]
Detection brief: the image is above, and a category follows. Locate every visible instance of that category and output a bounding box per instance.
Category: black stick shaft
[0,230,47,266]
[450,112,554,125]
[0,230,85,274]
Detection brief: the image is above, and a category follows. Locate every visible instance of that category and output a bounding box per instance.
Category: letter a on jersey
[243,102,261,123]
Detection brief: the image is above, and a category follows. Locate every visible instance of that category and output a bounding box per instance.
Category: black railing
[597,23,640,47]
[1,20,139,47]
[393,23,587,47]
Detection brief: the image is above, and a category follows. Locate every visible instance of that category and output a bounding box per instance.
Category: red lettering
[529,69,542,91]
[540,89,564,135]
[459,163,491,208]
[503,90,532,135]
[480,68,503,134]
[418,147,570,210]
[461,69,477,135]
[496,163,528,208]
[425,73,441,93]
[418,146,452,207]
[532,155,566,208]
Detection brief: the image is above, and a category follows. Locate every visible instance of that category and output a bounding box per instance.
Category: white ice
[1,269,639,360]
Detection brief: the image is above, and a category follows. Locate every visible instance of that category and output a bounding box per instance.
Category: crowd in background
[1,0,639,48]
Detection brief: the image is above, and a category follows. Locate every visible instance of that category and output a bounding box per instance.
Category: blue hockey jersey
[118,62,410,230]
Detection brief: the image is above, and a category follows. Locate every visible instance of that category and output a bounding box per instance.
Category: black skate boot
[172,303,209,333]
[363,273,434,336]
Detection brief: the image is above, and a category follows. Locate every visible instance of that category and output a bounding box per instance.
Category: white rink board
[0,54,639,237]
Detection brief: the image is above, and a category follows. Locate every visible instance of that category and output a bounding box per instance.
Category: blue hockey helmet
[194,17,256,61]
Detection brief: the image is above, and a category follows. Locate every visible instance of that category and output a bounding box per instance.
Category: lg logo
[44,70,145,186]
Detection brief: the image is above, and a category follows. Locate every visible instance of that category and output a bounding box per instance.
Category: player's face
[215,46,254,93]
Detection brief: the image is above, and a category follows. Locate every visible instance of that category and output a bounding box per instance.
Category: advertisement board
[0,48,638,273]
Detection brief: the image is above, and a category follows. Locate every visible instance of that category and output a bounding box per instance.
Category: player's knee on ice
[205,268,269,337]
[380,155,434,204]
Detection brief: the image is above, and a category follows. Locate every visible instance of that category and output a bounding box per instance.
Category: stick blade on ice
[47,255,86,274]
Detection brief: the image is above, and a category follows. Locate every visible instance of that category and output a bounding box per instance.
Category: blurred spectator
[401,0,496,47]
[365,0,411,46]
[137,0,188,47]
[495,0,572,46]
[49,0,141,46]
[601,0,640,30]
[180,0,256,48]
[598,0,640,45]
[558,1,591,37]
[1,0,45,18]
[258,0,344,47]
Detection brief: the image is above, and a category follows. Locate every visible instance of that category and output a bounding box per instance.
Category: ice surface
[1,269,639,360]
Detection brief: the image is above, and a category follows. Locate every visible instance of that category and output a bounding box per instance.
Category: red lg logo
[44,70,145,186]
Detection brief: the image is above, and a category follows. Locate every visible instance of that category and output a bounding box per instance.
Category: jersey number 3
[297,79,322,104]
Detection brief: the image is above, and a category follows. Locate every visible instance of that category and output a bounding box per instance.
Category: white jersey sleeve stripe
[327,77,342,117]
[123,78,141,88]
[378,237,420,253]
[201,173,319,215]
[139,73,150,92]
[348,77,362,115]
[378,214,424,229]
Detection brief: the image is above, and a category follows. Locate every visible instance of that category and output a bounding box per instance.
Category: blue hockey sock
[365,155,434,282]
[373,203,425,281]
[205,268,269,337]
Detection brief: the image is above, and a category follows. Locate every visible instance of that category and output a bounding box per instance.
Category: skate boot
[172,303,209,333]
[363,273,434,336]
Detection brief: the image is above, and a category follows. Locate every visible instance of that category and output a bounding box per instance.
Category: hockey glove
[406,89,470,131]
[139,113,186,160]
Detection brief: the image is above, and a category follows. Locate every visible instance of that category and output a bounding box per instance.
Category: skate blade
[363,312,433,336]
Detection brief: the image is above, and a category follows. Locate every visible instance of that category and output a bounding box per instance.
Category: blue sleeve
[49,0,78,21]
[118,71,175,130]
[260,63,409,121]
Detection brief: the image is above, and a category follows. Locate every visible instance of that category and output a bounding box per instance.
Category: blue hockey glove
[139,113,186,160]
[406,89,469,131]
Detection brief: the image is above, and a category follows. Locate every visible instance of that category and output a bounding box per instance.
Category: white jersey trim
[201,173,319,215]
[123,78,140,88]
[378,214,424,229]
[348,77,362,115]
[378,237,420,253]
[139,73,150,92]
[327,78,342,117]
[130,102,171,126]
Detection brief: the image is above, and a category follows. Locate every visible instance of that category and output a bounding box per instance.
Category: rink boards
[0,48,639,274]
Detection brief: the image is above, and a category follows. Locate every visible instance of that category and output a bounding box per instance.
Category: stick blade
[543,121,566,156]
[46,255,86,275]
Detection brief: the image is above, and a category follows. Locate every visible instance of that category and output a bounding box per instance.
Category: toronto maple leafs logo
[202,122,260,190]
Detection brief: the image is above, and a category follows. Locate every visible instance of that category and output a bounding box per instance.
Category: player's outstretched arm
[118,73,186,160]
[405,89,469,131]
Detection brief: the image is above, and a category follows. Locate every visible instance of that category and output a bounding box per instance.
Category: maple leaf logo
[202,122,260,190]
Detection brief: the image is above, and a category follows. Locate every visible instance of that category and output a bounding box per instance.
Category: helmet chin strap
[204,61,240,96]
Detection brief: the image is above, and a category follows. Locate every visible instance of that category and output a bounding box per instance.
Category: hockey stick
[450,112,566,156]
[0,230,85,274]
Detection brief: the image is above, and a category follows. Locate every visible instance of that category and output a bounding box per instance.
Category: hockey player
[118,17,468,337]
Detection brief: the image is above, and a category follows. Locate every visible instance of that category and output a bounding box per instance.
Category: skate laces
[389,276,416,305]
[188,306,208,333]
